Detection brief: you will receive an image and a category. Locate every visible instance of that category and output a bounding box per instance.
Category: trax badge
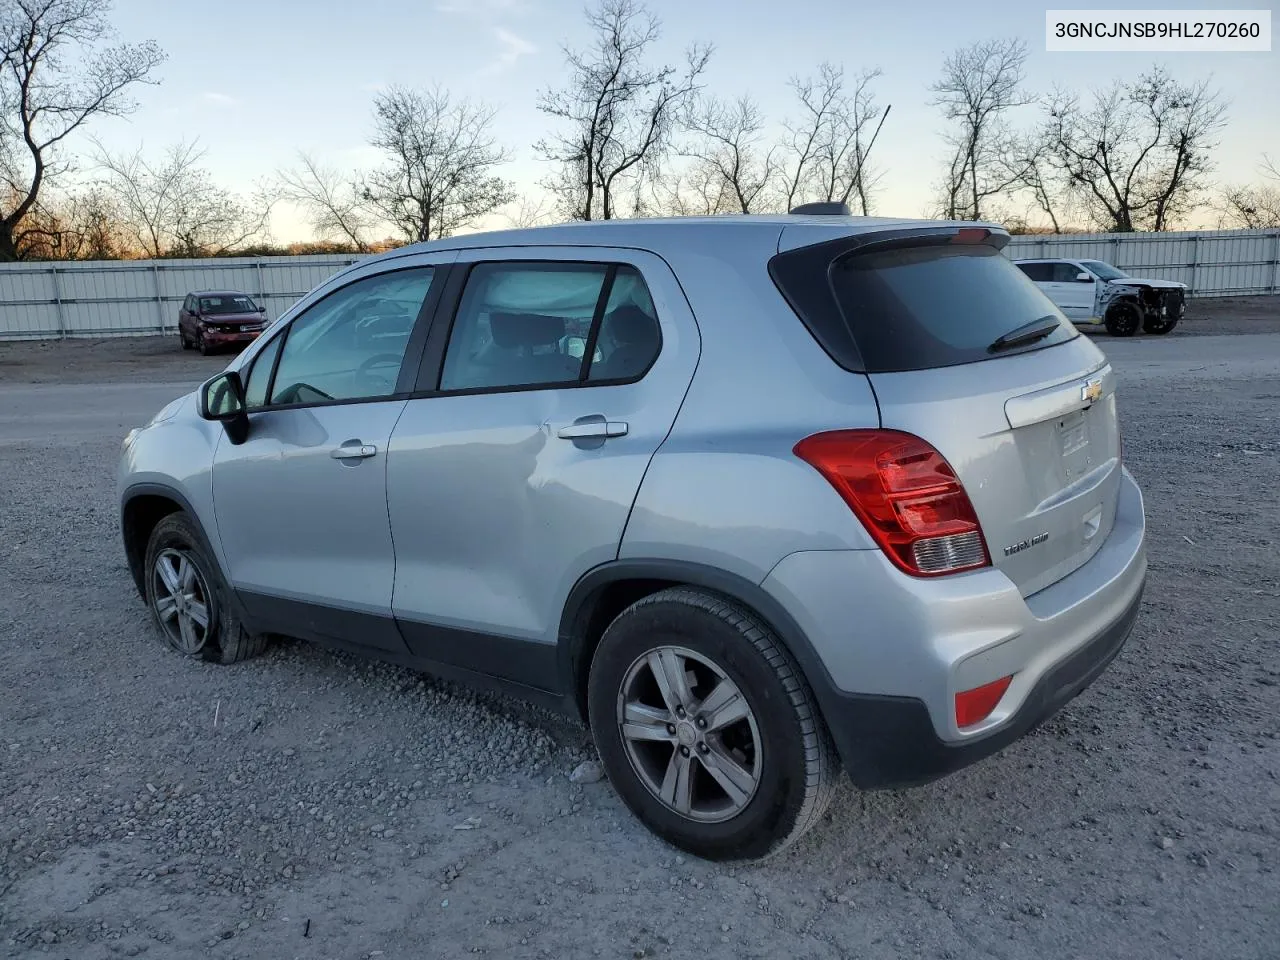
[1004,532,1050,557]
[1081,379,1103,403]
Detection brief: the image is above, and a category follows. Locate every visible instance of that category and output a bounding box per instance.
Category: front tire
[1142,315,1178,335]
[143,512,268,664]
[1104,300,1142,337]
[197,331,212,356]
[587,587,837,861]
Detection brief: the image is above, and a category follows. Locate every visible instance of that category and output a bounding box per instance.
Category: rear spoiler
[768,223,1012,374]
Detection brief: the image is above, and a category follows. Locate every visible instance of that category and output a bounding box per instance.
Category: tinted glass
[1016,262,1052,282]
[440,263,608,391]
[243,333,284,408]
[200,294,260,314]
[586,266,661,382]
[829,244,1077,372]
[1051,262,1086,282]
[270,268,434,405]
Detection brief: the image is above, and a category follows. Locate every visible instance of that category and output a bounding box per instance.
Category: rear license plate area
[1058,410,1091,479]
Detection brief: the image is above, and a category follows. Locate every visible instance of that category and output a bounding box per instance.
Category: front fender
[118,408,227,580]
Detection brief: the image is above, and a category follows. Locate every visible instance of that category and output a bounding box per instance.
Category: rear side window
[828,244,1077,373]
[438,262,661,392]
[1016,262,1052,282]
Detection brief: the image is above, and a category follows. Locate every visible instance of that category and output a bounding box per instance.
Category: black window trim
[237,262,452,415]
[410,257,662,400]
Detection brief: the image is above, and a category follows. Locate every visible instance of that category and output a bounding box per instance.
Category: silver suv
[118,213,1148,860]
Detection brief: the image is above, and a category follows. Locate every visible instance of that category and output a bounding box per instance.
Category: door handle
[331,442,377,460]
[557,420,629,440]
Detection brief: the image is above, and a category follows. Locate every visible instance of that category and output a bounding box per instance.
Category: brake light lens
[951,227,991,244]
[793,430,991,577]
[955,675,1013,728]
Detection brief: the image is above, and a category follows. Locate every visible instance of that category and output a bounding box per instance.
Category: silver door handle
[331,443,377,460]
[557,421,629,440]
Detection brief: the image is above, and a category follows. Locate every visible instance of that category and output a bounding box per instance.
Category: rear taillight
[793,430,991,577]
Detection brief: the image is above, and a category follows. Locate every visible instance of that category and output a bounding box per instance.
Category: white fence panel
[1,228,1276,340]
[1004,228,1280,297]
[0,254,364,340]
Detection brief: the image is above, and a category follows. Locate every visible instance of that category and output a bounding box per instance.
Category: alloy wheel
[151,548,212,655]
[616,645,762,823]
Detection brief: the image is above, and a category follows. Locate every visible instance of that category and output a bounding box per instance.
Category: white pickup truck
[1012,257,1187,337]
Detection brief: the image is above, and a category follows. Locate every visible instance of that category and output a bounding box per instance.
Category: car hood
[1108,278,1186,291]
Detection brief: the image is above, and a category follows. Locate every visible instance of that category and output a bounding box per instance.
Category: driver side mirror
[1076,271,1093,282]
[197,371,250,445]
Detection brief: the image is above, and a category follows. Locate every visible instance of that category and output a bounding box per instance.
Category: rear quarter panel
[620,233,882,582]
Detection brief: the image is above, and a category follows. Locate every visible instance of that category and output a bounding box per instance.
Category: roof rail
[789,202,852,216]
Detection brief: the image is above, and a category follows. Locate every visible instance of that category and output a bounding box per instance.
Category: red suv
[179,291,269,355]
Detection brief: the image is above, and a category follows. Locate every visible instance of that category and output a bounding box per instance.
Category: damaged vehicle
[1013,258,1187,337]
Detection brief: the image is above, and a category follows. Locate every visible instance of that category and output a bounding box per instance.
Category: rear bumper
[816,575,1141,788]
[762,467,1147,789]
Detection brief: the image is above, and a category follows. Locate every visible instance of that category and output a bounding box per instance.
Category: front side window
[438,262,661,392]
[1051,262,1086,283]
[268,268,435,406]
[243,333,284,409]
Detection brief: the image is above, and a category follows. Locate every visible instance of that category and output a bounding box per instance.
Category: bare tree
[778,64,842,212]
[1262,154,1279,182]
[276,152,374,252]
[930,38,1030,222]
[536,0,711,221]
[1216,183,1280,228]
[499,194,557,229]
[1000,131,1067,232]
[1040,66,1227,232]
[679,94,776,214]
[777,63,887,215]
[0,185,125,259]
[646,162,735,216]
[361,85,514,243]
[0,0,164,260]
[94,139,270,257]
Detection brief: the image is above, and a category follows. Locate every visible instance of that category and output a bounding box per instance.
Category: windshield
[826,243,1078,372]
[1081,261,1128,281]
[200,294,259,314]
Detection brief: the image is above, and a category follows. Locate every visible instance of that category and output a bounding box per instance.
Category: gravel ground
[1,311,1278,959]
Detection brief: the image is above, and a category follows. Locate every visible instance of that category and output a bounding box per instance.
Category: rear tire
[143,512,268,665]
[1104,300,1142,337]
[587,587,837,862]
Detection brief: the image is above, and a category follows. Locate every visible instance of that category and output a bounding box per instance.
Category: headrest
[606,305,659,345]
[489,312,566,349]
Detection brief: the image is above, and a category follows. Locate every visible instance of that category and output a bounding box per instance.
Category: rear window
[828,244,1077,373]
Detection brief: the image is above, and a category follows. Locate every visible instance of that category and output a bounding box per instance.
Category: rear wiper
[988,315,1061,353]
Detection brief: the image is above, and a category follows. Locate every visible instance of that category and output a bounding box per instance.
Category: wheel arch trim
[555,559,846,734]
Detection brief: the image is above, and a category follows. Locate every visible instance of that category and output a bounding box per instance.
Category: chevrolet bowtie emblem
[1081,379,1103,403]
